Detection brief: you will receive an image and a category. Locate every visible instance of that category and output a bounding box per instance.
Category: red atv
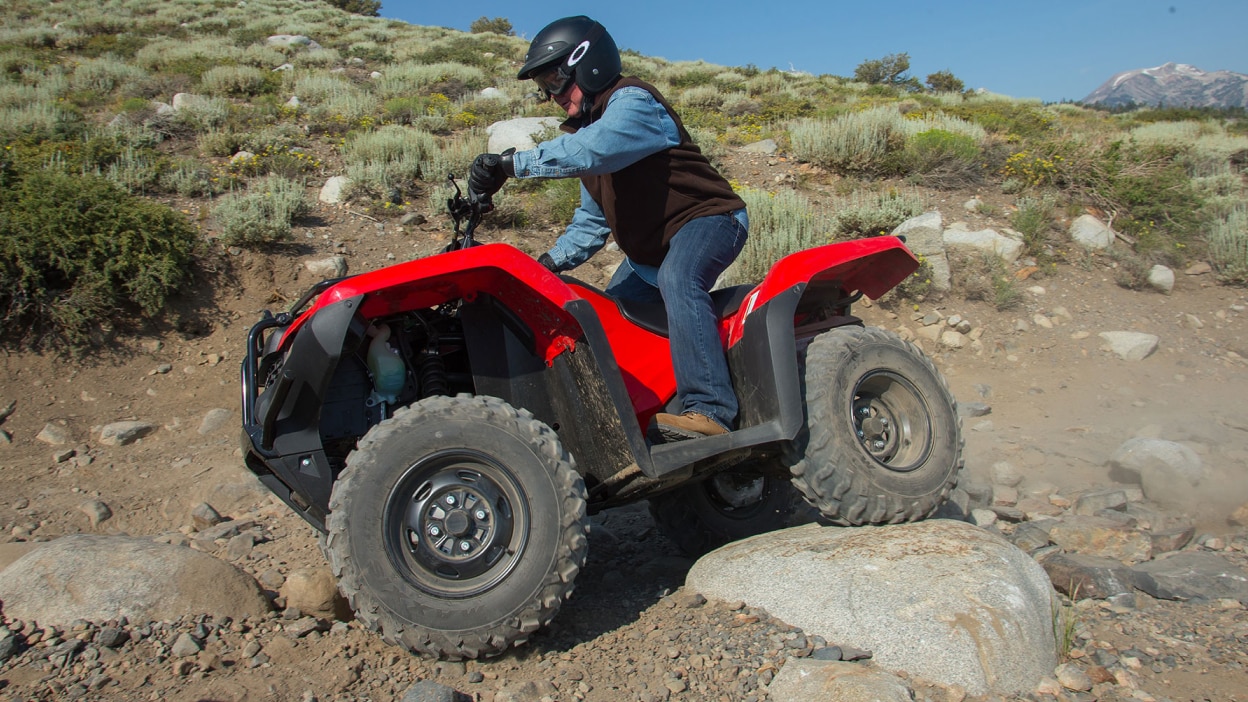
[240,178,963,659]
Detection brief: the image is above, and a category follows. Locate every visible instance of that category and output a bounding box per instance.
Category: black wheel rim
[383,449,529,599]
[850,370,933,473]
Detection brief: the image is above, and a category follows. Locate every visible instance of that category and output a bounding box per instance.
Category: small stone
[98,421,157,446]
[79,500,113,527]
[170,632,202,658]
[36,422,72,446]
[191,502,223,530]
[1055,662,1093,691]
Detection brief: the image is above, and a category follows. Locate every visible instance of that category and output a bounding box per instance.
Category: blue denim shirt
[510,87,746,285]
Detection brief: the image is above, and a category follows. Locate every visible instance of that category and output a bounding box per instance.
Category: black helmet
[517,16,621,96]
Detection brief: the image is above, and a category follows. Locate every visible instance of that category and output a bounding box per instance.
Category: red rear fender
[727,237,918,342]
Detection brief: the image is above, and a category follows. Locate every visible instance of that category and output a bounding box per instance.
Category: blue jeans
[605,211,748,431]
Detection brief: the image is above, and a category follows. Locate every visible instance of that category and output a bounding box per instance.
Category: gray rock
[892,212,950,291]
[485,117,563,154]
[943,223,1024,264]
[1055,662,1094,692]
[768,659,912,701]
[0,633,16,664]
[319,176,349,205]
[281,566,344,620]
[195,519,257,542]
[1010,522,1053,553]
[197,408,233,435]
[740,138,778,154]
[0,535,271,627]
[1149,525,1196,554]
[1107,437,1204,504]
[1069,214,1115,250]
[686,521,1056,695]
[1131,552,1248,603]
[171,92,209,111]
[1073,489,1128,516]
[958,402,992,418]
[191,502,223,530]
[266,34,322,50]
[171,632,202,658]
[98,421,157,447]
[36,422,72,445]
[401,679,461,701]
[1037,552,1137,600]
[79,500,113,527]
[1098,331,1160,361]
[1048,515,1153,565]
[1148,264,1175,294]
[305,256,348,279]
[990,461,1023,487]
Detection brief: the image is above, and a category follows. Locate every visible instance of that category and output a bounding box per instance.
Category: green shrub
[1208,205,1248,285]
[0,102,82,142]
[161,158,223,197]
[469,17,514,35]
[341,125,437,199]
[213,175,309,246]
[0,167,196,345]
[198,64,273,97]
[1010,193,1057,256]
[70,55,147,93]
[831,188,926,238]
[722,187,832,285]
[897,128,983,188]
[790,106,984,177]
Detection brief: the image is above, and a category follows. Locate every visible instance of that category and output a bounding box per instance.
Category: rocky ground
[1,150,1247,701]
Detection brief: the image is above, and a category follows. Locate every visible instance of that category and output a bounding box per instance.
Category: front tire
[325,395,588,659]
[785,326,963,525]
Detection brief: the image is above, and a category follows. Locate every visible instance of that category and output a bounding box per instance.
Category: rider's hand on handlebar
[537,253,559,273]
[469,152,512,198]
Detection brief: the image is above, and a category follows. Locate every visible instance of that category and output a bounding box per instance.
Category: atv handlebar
[446,175,494,251]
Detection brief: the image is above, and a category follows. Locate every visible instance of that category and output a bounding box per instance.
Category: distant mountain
[1082,63,1248,109]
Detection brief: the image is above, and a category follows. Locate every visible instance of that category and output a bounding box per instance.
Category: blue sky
[380,1,1247,103]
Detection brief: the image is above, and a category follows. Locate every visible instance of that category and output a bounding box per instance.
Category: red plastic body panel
[278,237,916,423]
[724,236,918,345]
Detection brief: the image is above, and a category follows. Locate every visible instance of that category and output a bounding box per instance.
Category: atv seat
[562,277,754,338]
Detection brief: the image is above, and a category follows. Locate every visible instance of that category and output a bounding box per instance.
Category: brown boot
[653,412,728,442]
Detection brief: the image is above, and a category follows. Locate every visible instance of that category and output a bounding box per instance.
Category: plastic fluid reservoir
[367,324,406,403]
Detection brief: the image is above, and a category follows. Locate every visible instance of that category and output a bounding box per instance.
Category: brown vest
[565,77,745,267]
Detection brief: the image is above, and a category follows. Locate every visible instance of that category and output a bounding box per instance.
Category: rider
[468,16,748,441]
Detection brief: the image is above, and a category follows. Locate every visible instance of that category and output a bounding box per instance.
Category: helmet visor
[533,66,574,99]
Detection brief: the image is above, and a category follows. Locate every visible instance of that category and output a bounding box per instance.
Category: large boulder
[1069,214,1116,250]
[485,117,563,154]
[0,535,271,627]
[892,212,950,291]
[686,521,1057,696]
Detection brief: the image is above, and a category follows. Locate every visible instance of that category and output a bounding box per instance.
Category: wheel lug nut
[475,510,487,520]
[459,541,471,552]
[873,440,886,450]
[445,495,456,506]
[428,525,441,537]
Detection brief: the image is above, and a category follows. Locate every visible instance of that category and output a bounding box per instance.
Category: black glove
[469,151,512,197]
[537,253,559,273]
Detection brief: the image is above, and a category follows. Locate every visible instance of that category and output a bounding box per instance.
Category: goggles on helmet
[534,66,574,99]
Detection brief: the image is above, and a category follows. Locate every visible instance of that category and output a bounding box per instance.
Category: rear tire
[649,461,805,557]
[784,326,963,525]
[325,395,588,659]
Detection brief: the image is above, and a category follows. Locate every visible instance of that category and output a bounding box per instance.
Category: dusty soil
[1,150,1247,701]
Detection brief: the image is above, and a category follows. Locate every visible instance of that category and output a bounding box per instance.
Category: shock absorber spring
[418,349,448,397]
